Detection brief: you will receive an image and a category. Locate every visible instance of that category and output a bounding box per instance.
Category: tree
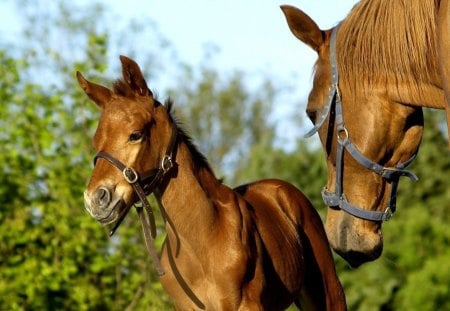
[0,1,171,309]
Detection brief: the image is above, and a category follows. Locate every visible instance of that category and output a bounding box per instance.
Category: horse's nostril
[95,187,111,208]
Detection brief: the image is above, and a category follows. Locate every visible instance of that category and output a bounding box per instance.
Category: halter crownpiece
[304,25,418,222]
[302,24,341,139]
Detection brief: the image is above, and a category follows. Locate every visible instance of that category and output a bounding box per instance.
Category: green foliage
[0,1,170,310]
[394,250,450,311]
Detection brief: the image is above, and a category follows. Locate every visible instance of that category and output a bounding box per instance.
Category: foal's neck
[156,139,225,242]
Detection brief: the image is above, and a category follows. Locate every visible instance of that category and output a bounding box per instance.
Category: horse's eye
[129,131,144,142]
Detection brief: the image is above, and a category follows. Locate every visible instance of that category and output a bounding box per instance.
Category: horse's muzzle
[84,187,125,224]
[325,211,383,267]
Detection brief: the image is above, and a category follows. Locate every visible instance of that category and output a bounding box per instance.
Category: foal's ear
[119,55,153,97]
[76,71,113,108]
[280,5,324,52]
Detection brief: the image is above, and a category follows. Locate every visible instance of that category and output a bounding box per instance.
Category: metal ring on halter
[337,127,349,143]
[384,207,393,221]
[123,167,139,184]
[161,155,173,173]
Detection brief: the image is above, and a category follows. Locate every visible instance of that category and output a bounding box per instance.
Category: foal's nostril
[94,187,111,208]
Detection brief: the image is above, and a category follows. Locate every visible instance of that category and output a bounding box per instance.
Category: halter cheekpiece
[304,25,418,222]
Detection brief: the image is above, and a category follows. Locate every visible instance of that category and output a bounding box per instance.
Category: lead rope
[165,236,206,310]
[135,203,165,276]
[129,169,165,276]
[130,180,158,238]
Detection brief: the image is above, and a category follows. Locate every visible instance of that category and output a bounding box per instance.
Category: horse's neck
[156,140,225,247]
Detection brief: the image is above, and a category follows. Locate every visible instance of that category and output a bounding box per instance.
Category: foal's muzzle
[84,187,126,224]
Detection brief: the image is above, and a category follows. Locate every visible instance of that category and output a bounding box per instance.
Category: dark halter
[304,26,418,222]
[93,124,178,276]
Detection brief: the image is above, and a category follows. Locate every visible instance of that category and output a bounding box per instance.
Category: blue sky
[1,0,358,91]
[108,0,358,94]
[143,1,358,76]
[1,0,359,147]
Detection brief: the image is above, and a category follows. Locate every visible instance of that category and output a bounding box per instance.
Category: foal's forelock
[113,78,149,99]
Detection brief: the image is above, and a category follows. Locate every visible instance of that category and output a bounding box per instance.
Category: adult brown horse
[78,56,346,310]
[281,0,450,267]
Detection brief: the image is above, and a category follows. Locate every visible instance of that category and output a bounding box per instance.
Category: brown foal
[79,56,346,310]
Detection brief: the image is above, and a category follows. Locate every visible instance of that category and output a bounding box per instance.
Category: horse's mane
[337,0,438,91]
[164,99,214,174]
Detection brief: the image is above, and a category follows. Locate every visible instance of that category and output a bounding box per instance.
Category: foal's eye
[129,131,144,142]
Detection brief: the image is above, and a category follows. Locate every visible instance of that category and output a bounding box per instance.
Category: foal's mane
[164,99,213,173]
[337,0,438,91]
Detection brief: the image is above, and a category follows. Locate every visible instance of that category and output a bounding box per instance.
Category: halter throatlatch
[304,26,418,222]
[93,125,177,276]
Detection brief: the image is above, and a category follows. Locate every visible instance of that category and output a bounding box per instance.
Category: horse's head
[78,56,173,226]
[282,5,423,266]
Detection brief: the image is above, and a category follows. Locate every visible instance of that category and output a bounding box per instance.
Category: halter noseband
[305,26,418,222]
[93,123,178,276]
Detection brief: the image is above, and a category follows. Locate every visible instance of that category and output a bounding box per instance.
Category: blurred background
[0,0,449,310]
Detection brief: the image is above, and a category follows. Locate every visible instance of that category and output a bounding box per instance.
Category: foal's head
[78,56,173,225]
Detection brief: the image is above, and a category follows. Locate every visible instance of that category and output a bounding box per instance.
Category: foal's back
[235,179,347,311]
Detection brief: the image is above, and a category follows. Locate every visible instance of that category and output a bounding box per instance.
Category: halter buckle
[123,167,139,184]
[161,155,173,173]
[384,206,394,221]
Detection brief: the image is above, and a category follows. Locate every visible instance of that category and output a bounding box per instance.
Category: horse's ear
[280,5,324,52]
[76,71,113,108]
[119,55,152,97]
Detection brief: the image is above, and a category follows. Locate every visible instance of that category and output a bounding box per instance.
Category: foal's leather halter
[305,26,418,222]
[93,124,178,276]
